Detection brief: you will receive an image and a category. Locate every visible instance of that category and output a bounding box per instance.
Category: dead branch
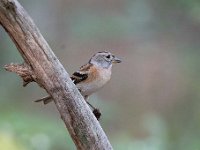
[0,0,113,149]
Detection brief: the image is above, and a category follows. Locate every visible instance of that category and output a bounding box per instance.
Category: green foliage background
[1,0,200,149]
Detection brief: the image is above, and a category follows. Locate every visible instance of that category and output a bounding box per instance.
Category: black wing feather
[71,72,88,84]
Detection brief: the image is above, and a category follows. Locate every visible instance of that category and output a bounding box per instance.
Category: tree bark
[0,0,113,149]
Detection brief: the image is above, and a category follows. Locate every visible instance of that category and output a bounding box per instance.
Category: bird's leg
[86,101,96,110]
[84,96,101,120]
[84,96,95,109]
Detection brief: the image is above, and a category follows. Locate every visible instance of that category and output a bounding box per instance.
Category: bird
[35,51,121,119]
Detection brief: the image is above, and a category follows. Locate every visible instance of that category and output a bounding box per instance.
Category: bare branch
[0,0,113,149]
[4,63,35,86]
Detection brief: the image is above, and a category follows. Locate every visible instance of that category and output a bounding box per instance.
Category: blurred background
[1,0,200,149]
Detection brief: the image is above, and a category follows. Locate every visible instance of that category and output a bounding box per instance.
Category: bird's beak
[112,56,122,64]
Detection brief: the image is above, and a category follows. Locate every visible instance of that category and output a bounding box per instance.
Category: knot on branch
[3,0,16,12]
[4,63,35,86]
[93,109,101,120]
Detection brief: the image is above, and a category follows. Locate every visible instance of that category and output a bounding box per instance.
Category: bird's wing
[70,63,92,84]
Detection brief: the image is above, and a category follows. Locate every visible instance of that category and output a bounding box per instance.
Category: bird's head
[89,51,121,68]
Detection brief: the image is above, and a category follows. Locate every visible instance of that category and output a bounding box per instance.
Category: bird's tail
[35,96,53,104]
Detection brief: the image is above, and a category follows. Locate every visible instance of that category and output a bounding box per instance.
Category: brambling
[35,51,121,119]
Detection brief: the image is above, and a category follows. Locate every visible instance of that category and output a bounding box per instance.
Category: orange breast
[77,66,112,96]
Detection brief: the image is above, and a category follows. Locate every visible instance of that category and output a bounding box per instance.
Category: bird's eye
[106,55,111,59]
